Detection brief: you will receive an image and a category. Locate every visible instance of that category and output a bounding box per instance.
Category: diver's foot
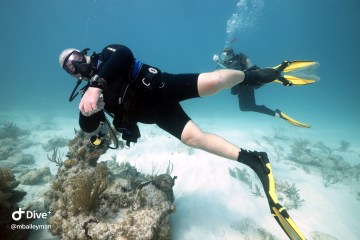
[237,149,270,175]
[243,68,279,85]
[237,149,272,197]
[275,109,284,119]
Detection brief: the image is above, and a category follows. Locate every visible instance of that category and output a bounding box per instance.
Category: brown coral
[66,129,110,166]
[0,168,14,189]
[0,167,28,240]
[70,163,109,213]
[45,130,176,240]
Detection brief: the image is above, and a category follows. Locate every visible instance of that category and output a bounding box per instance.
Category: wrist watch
[90,75,107,88]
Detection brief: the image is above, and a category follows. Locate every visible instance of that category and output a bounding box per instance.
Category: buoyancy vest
[112,59,163,147]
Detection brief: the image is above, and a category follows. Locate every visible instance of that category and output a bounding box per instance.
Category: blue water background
[0,0,359,140]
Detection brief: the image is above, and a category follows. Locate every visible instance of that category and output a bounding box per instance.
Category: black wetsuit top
[79,44,200,140]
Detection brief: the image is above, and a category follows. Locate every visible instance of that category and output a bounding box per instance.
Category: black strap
[103,110,120,149]
[113,83,141,147]
[69,80,89,102]
[135,64,163,91]
[275,61,293,86]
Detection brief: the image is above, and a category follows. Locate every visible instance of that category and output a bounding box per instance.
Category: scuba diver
[59,44,309,239]
[214,47,319,128]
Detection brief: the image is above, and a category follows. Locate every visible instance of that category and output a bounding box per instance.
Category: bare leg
[181,120,240,161]
[184,69,246,159]
[197,69,245,97]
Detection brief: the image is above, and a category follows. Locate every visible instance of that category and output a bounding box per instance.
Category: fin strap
[278,76,293,86]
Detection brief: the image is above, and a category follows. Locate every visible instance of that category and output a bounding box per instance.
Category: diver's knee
[180,121,203,148]
[198,71,226,96]
[239,104,253,112]
[181,132,201,148]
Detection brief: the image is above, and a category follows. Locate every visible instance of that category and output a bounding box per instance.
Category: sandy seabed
[1,110,359,240]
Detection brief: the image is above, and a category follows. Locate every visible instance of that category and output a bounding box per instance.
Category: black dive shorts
[135,73,200,140]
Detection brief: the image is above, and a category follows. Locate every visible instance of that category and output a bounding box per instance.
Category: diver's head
[59,48,92,80]
[222,47,235,61]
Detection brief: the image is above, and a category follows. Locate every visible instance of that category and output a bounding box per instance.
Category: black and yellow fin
[275,61,318,73]
[252,155,306,240]
[273,61,320,86]
[277,110,311,128]
[274,76,316,86]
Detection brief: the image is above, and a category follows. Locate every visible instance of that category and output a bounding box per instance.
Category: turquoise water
[1,0,359,137]
[1,0,360,239]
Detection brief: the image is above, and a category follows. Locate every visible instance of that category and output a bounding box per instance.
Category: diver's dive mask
[62,48,90,74]
[66,48,95,102]
[222,51,234,61]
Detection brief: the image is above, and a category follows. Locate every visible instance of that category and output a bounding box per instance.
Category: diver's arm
[213,54,229,69]
[79,87,104,116]
[216,61,229,69]
[79,44,133,116]
[98,44,134,84]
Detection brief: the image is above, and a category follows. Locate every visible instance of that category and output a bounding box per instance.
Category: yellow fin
[263,161,307,239]
[283,61,318,72]
[279,111,311,128]
[274,75,316,85]
[273,61,320,86]
[272,207,306,240]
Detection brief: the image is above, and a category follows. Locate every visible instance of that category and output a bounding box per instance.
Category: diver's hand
[213,54,219,62]
[79,87,104,116]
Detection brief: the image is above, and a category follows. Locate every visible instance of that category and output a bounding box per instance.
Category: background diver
[214,47,317,128]
[59,44,309,239]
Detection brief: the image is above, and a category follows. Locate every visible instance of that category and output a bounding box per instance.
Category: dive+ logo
[12,208,50,221]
